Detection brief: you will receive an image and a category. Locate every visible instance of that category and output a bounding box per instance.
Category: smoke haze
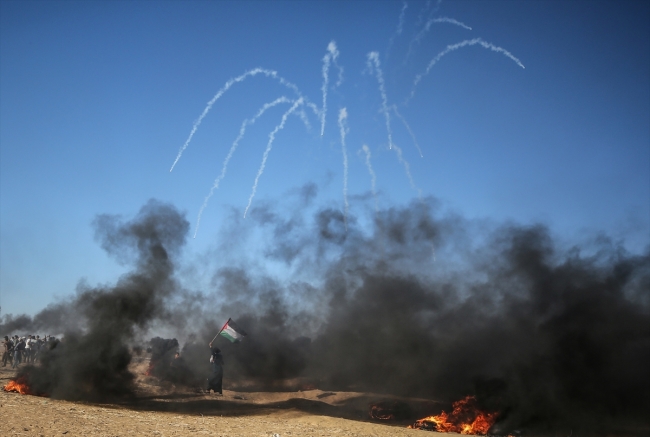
[7,199,188,400]
[2,193,648,434]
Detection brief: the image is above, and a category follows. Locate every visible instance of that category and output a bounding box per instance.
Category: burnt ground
[2,361,647,437]
[0,361,453,437]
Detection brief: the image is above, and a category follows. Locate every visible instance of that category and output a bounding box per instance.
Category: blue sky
[1,0,648,317]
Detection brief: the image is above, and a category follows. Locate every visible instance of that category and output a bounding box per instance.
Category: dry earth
[0,363,458,437]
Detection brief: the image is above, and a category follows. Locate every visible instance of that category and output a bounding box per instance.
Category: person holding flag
[206,343,224,395]
[206,318,247,395]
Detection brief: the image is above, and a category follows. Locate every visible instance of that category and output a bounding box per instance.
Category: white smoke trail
[366,52,394,150]
[410,37,525,100]
[414,0,434,29]
[170,68,314,172]
[417,15,473,45]
[320,41,341,137]
[321,48,331,137]
[392,142,422,198]
[405,0,465,61]
[193,97,293,238]
[410,16,473,53]
[306,101,321,119]
[332,48,344,89]
[338,108,349,228]
[366,52,420,195]
[360,144,378,212]
[296,108,312,131]
[407,17,472,60]
[244,98,305,218]
[386,1,408,59]
[392,105,423,158]
[429,16,472,30]
[396,1,408,35]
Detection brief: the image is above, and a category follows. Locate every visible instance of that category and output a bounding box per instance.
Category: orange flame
[3,378,32,395]
[408,395,497,435]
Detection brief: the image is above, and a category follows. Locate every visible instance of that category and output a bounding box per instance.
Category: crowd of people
[1,334,55,369]
[2,333,224,395]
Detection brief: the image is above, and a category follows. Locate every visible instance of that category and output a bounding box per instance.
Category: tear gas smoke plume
[2,194,648,435]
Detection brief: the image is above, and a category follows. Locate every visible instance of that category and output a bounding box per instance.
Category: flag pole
[210,318,231,345]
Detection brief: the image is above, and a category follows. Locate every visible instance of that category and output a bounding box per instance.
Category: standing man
[34,336,43,362]
[206,342,224,395]
[25,335,34,363]
[13,337,25,368]
[2,336,14,367]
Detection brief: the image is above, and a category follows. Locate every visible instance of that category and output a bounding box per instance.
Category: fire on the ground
[3,377,32,395]
[408,395,497,435]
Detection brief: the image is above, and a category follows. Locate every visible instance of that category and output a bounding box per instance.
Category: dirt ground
[0,363,459,437]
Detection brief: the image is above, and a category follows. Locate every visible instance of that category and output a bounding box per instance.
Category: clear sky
[1,0,648,317]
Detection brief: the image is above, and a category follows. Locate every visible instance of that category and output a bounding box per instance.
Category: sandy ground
[0,363,458,437]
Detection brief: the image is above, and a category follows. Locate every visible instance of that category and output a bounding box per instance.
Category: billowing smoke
[306,222,650,434]
[146,337,179,378]
[2,193,648,434]
[190,194,649,434]
[5,199,188,400]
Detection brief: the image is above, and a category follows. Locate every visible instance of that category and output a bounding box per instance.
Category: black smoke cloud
[198,196,649,435]
[2,192,648,435]
[308,224,650,434]
[4,199,188,400]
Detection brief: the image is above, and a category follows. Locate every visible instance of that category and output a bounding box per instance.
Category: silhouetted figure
[206,342,224,395]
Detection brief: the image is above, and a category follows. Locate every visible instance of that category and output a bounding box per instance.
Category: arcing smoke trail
[396,1,408,36]
[392,105,423,158]
[320,47,331,137]
[410,38,525,100]
[366,52,394,150]
[414,0,440,28]
[320,41,341,137]
[338,108,349,228]
[193,97,294,238]
[170,68,315,172]
[367,52,420,197]
[424,16,472,33]
[296,108,312,131]
[360,144,378,211]
[410,16,473,50]
[386,1,408,59]
[244,97,305,218]
[393,142,422,198]
[332,48,344,89]
[405,8,472,63]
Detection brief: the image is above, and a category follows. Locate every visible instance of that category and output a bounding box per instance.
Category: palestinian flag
[219,318,247,343]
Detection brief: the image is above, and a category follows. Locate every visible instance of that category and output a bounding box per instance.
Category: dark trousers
[206,363,223,393]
